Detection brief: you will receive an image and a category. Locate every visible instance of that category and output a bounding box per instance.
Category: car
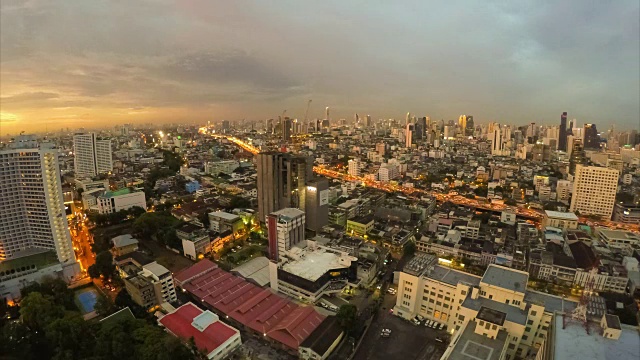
[376,284,382,290]
[438,323,445,330]
[435,337,444,343]
[425,320,432,327]
[431,322,439,328]
[417,315,425,322]
[236,245,241,250]
[381,328,391,334]
[412,318,421,326]
[380,332,390,338]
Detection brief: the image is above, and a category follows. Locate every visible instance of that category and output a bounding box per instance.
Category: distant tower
[559,112,568,151]
[325,107,330,121]
[406,112,411,126]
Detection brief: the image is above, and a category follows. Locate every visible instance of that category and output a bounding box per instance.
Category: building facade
[96,188,146,214]
[267,208,306,261]
[73,133,113,177]
[0,135,79,279]
[569,165,619,218]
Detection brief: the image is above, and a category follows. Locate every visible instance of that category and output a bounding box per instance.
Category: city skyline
[1,1,639,134]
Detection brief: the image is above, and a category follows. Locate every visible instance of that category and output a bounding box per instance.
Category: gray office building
[304,178,329,233]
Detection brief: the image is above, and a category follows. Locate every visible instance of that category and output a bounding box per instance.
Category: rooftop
[597,228,640,240]
[271,207,305,221]
[142,262,170,277]
[0,248,60,273]
[282,248,355,282]
[481,265,528,293]
[177,260,326,350]
[103,188,133,198]
[159,303,238,356]
[428,266,481,287]
[448,320,509,360]
[209,211,241,221]
[462,296,528,325]
[552,316,639,360]
[231,256,270,287]
[545,210,579,221]
[476,306,507,326]
[111,234,138,248]
[299,316,343,355]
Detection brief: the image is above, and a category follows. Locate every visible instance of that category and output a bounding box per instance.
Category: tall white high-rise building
[348,158,361,177]
[73,133,113,177]
[0,135,77,266]
[491,126,504,155]
[570,165,619,218]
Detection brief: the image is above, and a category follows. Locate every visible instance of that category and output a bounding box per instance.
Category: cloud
[0,0,638,133]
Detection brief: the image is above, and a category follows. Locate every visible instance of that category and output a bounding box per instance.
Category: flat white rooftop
[209,211,240,221]
[282,248,353,282]
[545,211,578,221]
[553,316,640,360]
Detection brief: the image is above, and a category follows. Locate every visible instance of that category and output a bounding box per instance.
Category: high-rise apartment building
[256,152,312,222]
[0,135,80,300]
[405,123,415,147]
[0,135,76,264]
[569,139,587,175]
[267,208,305,261]
[559,112,568,151]
[304,178,329,233]
[73,133,112,177]
[570,165,619,218]
[465,116,474,136]
[282,117,292,142]
[348,158,361,177]
[583,123,600,149]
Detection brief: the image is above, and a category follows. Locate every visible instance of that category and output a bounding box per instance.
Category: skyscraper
[559,112,568,151]
[465,116,474,136]
[73,133,113,177]
[583,123,600,149]
[405,123,415,147]
[304,178,329,233]
[569,139,586,175]
[570,165,619,219]
[0,135,78,269]
[256,152,312,222]
[282,117,292,142]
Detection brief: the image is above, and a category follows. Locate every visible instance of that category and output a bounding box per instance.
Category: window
[437,294,443,299]
[522,335,528,340]
[488,295,493,300]
[531,310,537,316]
[461,290,467,295]
[485,322,491,330]
[508,343,516,350]
[492,324,497,330]
[458,314,465,321]
[436,301,442,306]
[527,320,534,325]
[445,296,450,302]
[443,304,449,309]
[506,299,510,305]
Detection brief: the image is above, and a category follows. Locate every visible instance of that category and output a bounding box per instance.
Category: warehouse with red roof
[174,260,342,355]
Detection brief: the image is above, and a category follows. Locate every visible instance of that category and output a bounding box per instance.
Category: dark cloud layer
[0,0,638,133]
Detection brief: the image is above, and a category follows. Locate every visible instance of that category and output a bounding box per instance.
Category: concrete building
[595,228,640,254]
[304,178,329,233]
[556,180,572,203]
[176,223,211,260]
[612,203,640,224]
[378,163,399,181]
[73,132,112,177]
[208,211,243,235]
[267,208,305,261]
[111,234,139,257]
[346,215,374,237]
[394,255,577,360]
[0,135,80,293]
[256,152,312,222]
[97,188,146,214]
[542,211,579,230]
[570,165,619,218]
[204,160,240,176]
[269,240,357,303]
[122,261,177,307]
[348,158,361,177]
[159,302,242,360]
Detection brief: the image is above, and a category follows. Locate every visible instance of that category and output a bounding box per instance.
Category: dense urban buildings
[570,165,619,218]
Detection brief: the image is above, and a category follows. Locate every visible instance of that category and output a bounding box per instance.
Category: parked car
[435,337,444,343]
[425,320,433,327]
[417,315,425,322]
[431,322,439,328]
[438,323,445,330]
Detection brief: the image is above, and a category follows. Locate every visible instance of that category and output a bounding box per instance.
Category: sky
[1,0,639,135]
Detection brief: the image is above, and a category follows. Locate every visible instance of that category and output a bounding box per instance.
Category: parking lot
[354,293,448,360]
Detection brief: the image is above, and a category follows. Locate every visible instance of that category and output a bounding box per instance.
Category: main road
[205,130,639,232]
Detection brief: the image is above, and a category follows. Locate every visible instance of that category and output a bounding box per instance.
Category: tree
[20,292,65,331]
[403,241,416,257]
[336,304,358,333]
[94,294,116,317]
[45,312,94,360]
[87,264,101,279]
[94,251,116,280]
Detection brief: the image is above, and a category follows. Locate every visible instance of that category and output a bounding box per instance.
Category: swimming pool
[74,287,99,313]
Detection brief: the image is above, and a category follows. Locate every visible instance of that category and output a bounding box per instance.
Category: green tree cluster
[88,251,116,280]
[132,212,182,250]
[88,206,146,227]
[336,304,358,333]
[1,289,196,360]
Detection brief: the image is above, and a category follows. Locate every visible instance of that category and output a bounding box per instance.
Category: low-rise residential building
[208,211,244,236]
[111,234,139,257]
[346,215,374,237]
[204,160,240,175]
[612,203,640,224]
[159,302,242,360]
[121,260,177,308]
[176,223,211,260]
[96,188,146,214]
[595,228,640,255]
[542,211,579,230]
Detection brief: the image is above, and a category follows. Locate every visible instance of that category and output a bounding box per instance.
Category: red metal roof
[159,303,237,355]
[177,261,326,350]
[174,259,218,285]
